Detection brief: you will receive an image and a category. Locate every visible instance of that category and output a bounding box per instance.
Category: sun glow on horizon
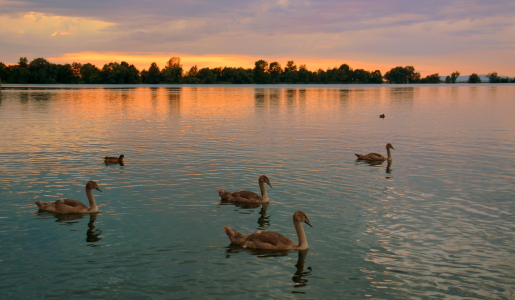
[46,51,399,75]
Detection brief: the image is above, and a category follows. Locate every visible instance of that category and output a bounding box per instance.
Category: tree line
[0,57,513,84]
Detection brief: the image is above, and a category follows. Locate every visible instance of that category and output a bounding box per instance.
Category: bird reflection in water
[218,201,270,229]
[355,160,393,179]
[225,246,312,292]
[36,212,102,245]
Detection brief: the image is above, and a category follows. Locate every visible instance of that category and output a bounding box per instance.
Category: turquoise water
[0,84,514,299]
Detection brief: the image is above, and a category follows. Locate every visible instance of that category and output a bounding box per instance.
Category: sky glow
[1,0,514,76]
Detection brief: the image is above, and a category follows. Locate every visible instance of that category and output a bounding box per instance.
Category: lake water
[0,84,514,299]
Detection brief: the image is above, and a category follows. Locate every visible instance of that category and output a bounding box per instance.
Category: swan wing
[232,190,262,202]
[244,231,296,249]
[57,198,88,209]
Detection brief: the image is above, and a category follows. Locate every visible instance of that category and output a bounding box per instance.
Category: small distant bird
[104,155,124,164]
[379,114,385,118]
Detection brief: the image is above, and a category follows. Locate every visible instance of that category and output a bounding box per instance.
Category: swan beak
[96,188,102,192]
[304,219,313,228]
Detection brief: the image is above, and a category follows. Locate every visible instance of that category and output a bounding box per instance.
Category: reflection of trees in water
[388,87,415,107]
[37,212,102,245]
[225,246,312,292]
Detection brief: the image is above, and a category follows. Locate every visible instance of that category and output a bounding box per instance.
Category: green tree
[450,71,460,83]
[80,63,101,84]
[284,61,297,72]
[253,60,270,84]
[28,57,57,83]
[165,57,182,69]
[0,62,9,81]
[269,62,282,83]
[8,66,30,83]
[468,73,481,83]
[196,68,217,84]
[162,57,183,83]
[145,62,161,84]
[18,57,29,69]
[486,72,499,83]
[384,66,420,84]
[56,64,78,83]
[297,64,310,83]
[101,62,129,84]
[369,70,383,83]
[352,69,370,83]
[419,73,441,83]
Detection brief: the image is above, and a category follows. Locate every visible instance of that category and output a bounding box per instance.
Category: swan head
[294,210,312,227]
[259,175,272,188]
[386,143,395,150]
[118,155,124,160]
[86,181,102,192]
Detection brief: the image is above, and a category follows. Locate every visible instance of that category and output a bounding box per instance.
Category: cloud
[0,0,514,76]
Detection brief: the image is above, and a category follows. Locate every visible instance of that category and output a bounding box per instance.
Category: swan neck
[86,188,97,211]
[294,220,308,250]
[259,180,269,202]
[386,147,392,160]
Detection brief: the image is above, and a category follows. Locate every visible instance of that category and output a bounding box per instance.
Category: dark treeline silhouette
[1,57,513,84]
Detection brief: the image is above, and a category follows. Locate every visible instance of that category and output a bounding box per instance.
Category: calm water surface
[0,84,514,299]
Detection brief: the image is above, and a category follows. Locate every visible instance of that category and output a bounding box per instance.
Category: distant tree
[316,69,328,83]
[18,57,29,69]
[164,57,182,69]
[182,65,200,83]
[369,70,383,83]
[282,61,298,83]
[253,59,270,84]
[284,60,297,72]
[119,61,140,84]
[487,72,499,83]
[327,64,352,83]
[269,62,282,83]
[101,62,129,84]
[162,57,182,83]
[419,73,441,83]
[28,57,57,83]
[71,62,82,79]
[0,62,9,81]
[384,66,420,84]
[352,69,370,83]
[80,63,101,84]
[8,65,30,83]
[56,64,78,83]
[196,67,217,84]
[187,65,198,77]
[219,67,253,84]
[145,62,161,84]
[450,71,460,83]
[162,67,182,83]
[297,65,310,83]
[468,73,481,83]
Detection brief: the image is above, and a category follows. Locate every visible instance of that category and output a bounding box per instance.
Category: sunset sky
[1,0,514,77]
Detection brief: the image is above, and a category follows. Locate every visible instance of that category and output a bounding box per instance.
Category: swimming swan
[224,210,312,250]
[34,181,102,214]
[104,155,124,164]
[355,143,394,162]
[217,175,272,203]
